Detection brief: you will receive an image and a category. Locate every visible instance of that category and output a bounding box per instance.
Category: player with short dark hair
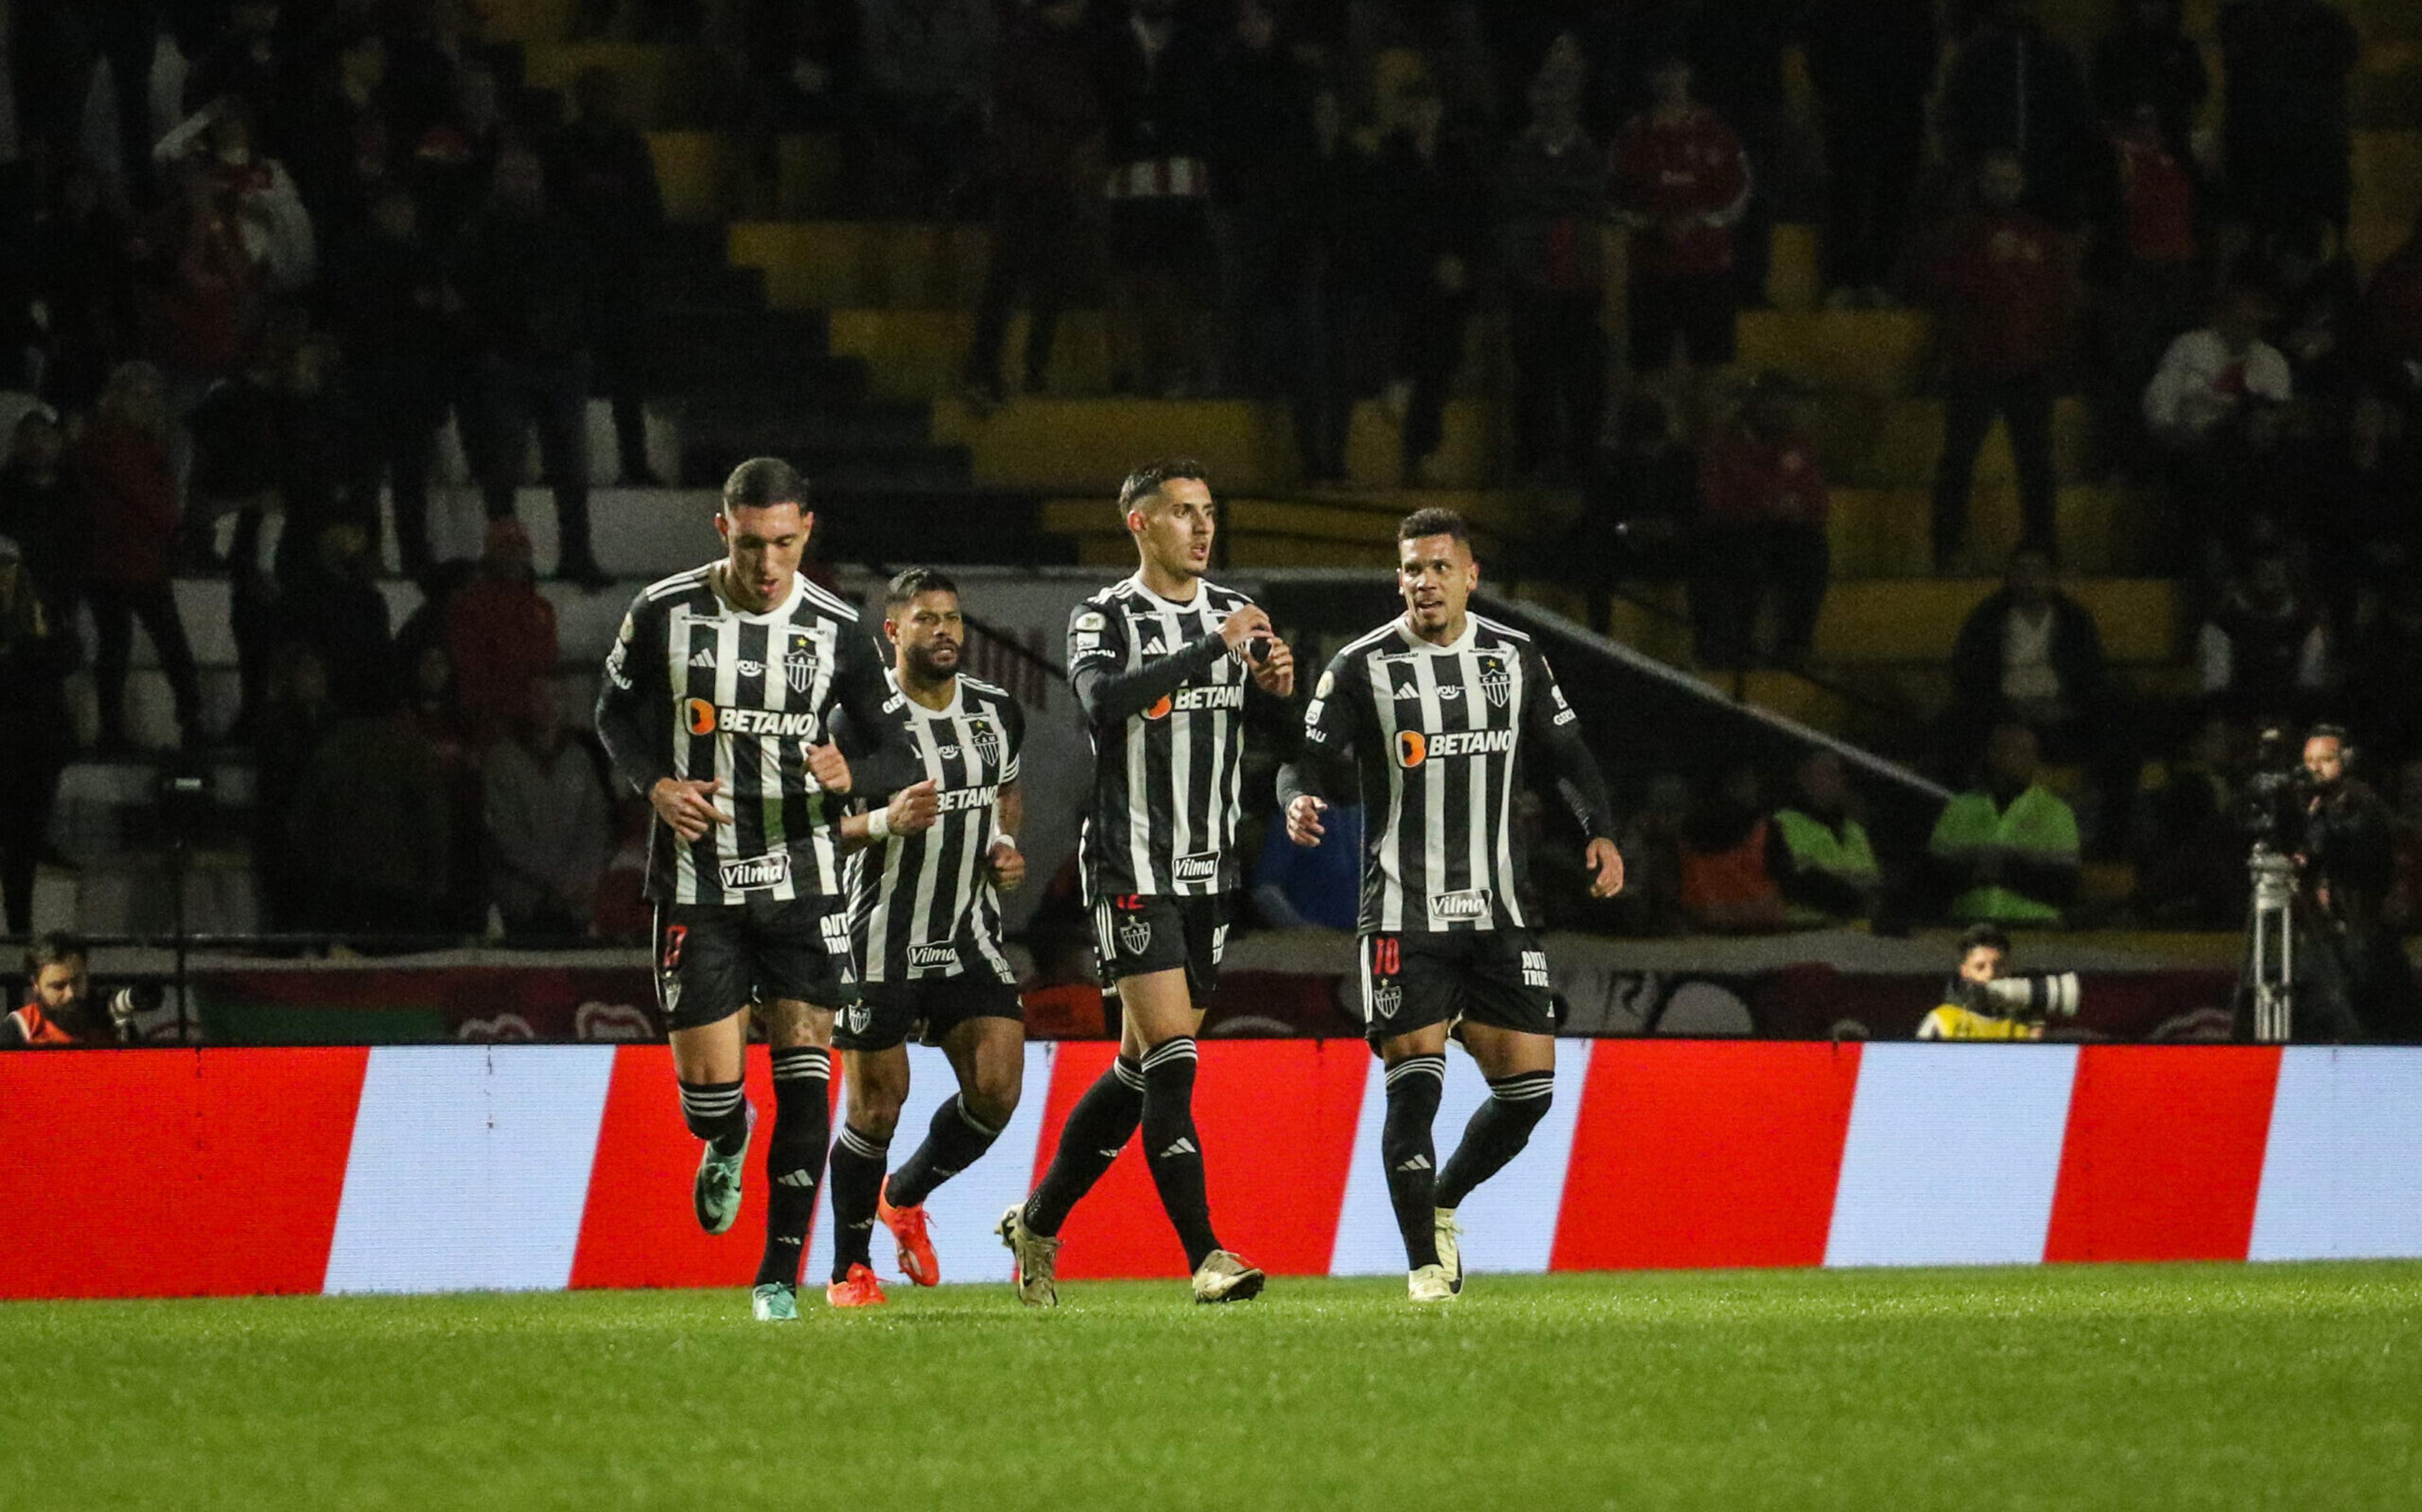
[997,458,1296,1306]
[818,567,1031,1308]
[1278,508,1622,1301]
[595,457,935,1322]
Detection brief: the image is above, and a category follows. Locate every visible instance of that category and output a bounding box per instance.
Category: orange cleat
[879,1178,940,1287]
[825,1263,888,1308]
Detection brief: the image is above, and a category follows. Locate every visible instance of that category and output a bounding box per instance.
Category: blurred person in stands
[1,934,132,1047]
[446,518,561,745]
[2090,0,2206,161]
[1284,84,1367,484]
[412,60,509,241]
[2088,98,2201,475]
[448,145,611,590]
[2197,550,2331,723]
[27,160,136,415]
[1205,0,1313,399]
[1770,749,1880,928]
[2388,758,2422,934]
[2249,221,2364,405]
[1937,0,2093,223]
[853,0,997,216]
[2134,714,2247,925]
[285,23,404,257]
[250,643,337,936]
[326,185,450,579]
[1678,760,1787,933]
[1801,0,1934,309]
[1361,79,1485,487]
[277,520,396,719]
[290,677,454,945]
[175,99,317,298]
[2362,209,2422,412]
[962,0,1101,410]
[1692,373,1829,671]
[1919,150,2076,573]
[2144,286,2293,547]
[69,361,204,753]
[547,66,667,484]
[131,161,258,409]
[1611,53,1748,415]
[1097,0,1219,397]
[2343,577,2422,765]
[399,639,486,935]
[1556,395,1694,626]
[2218,0,2359,237]
[1614,772,1692,935]
[0,533,74,934]
[484,682,611,944]
[2290,725,2421,1041]
[1926,721,2080,927]
[0,406,83,625]
[8,1,161,206]
[180,0,293,136]
[1496,49,1605,484]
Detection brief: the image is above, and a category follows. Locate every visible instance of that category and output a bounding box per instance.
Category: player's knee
[966,1066,1022,1130]
[853,1093,904,1141]
[1488,1069,1554,1131]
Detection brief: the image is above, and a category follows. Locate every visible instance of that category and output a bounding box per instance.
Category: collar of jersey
[708,564,806,623]
[1394,615,1477,655]
[887,668,964,719]
[1122,573,1209,612]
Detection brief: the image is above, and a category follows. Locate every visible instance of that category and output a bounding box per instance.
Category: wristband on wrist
[993,831,1018,851]
[867,808,892,841]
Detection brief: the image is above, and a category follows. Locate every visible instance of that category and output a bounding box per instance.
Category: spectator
[2344,578,2422,762]
[1559,395,1694,620]
[1926,721,2081,926]
[2134,715,2249,926]
[250,642,336,934]
[448,146,611,589]
[483,685,611,943]
[1678,0,1801,308]
[290,695,454,945]
[1801,0,1935,307]
[1497,53,1606,482]
[0,406,84,623]
[1946,547,2112,772]
[286,24,404,255]
[411,60,507,242]
[325,187,449,579]
[0,934,104,1047]
[1920,151,2076,571]
[181,0,295,136]
[547,66,667,485]
[853,0,997,216]
[2143,287,2293,524]
[278,520,395,719]
[2251,221,2365,404]
[445,518,561,744]
[1205,0,1312,399]
[1938,0,2093,223]
[1769,749,1881,928]
[1360,80,1485,486]
[1096,0,1219,397]
[27,160,136,414]
[9,1,161,206]
[962,0,1101,409]
[182,100,317,297]
[1678,760,1788,933]
[132,163,258,402]
[1692,373,1829,670]
[68,361,204,752]
[1282,86,1366,484]
[2363,210,2422,410]
[1613,771,1691,934]
[2090,0,2208,159]
[0,534,74,934]
[2089,100,2201,474]
[2218,0,2359,236]
[2198,552,2331,722]
[1611,54,1748,406]
[401,639,486,935]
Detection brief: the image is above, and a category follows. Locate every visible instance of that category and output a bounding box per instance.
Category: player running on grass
[818,567,1031,1308]
[595,457,933,1323]
[997,460,1296,1306]
[1277,508,1623,1303]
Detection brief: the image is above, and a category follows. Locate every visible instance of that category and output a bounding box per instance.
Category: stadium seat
[1813,578,2179,665]
[1826,484,2148,578]
[519,44,723,128]
[727,223,995,311]
[1735,311,1932,396]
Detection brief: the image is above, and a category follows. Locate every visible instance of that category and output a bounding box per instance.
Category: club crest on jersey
[969,719,1000,761]
[783,654,817,694]
[1173,851,1219,884]
[719,852,792,892]
[1478,658,1512,707]
[910,943,961,971]
[1371,977,1402,1020]
[1118,913,1152,956]
[1430,888,1492,922]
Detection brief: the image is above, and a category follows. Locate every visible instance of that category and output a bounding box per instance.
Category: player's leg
[881,1010,1021,1286]
[1366,932,1457,1301]
[659,906,754,1237]
[827,1037,909,1304]
[1432,1017,1556,1294]
[752,996,835,1312]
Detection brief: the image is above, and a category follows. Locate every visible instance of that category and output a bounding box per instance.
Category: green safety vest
[1772,807,1880,926]
[1928,783,2079,925]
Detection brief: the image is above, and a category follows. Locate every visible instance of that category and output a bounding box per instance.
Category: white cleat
[751,1282,799,1322]
[996,1204,1061,1308]
[1191,1250,1267,1305]
[1407,1264,1456,1303]
[1434,1207,1464,1296]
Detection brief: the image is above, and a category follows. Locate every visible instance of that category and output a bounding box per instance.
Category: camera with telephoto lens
[2238,724,2315,844]
[1964,972,2081,1024]
[107,982,164,1033]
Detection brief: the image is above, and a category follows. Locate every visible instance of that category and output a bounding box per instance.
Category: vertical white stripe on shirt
[1412,652,1447,931]
[1371,647,1406,933]
[1123,602,1156,893]
[712,617,742,878]
[666,605,699,904]
[1497,649,1528,928]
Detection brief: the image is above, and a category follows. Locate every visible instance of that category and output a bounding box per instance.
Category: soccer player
[819,567,1030,1308]
[1277,508,1623,1303]
[595,457,931,1323]
[996,459,1295,1306]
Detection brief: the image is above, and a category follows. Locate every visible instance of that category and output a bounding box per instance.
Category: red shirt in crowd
[2111,129,2196,266]
[5,1003,80,1045]
[1699,422,1830,530]
[1609,105,1748,281]
[1921,209,2076,376]
[445,576,560,741]
[65,417,178,586]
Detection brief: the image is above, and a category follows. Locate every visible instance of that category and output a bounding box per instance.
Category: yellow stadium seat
[484,0,575,44]
[1801,395,2092,487]
[2353,131,2422,229]
[828,310,1114,397]
[1825,484,2146,578]
[1736,310,1931,395]
[1814,578,2177,664]
[520,44,720,128]
[646,132,731,223]
[1766,224,1822,313]
[1736,670,1853,734]
[727,224,992,311]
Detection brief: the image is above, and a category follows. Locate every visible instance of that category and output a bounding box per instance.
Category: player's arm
[1276,652,1361,847]
[809,624,923,798]
[836,779,940,851]
[1523,646,1623,898]
[595,594,731,843]
[986,699,1027,890]
[1067,599,1271,727]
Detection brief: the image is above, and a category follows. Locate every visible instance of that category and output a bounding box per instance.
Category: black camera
[2238,725,2313,844]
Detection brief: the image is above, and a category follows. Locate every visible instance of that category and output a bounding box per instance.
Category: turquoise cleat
[751,1282,799,1322]
[694,1102,755,1235]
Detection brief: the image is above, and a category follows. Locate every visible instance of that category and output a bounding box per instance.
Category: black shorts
[1627,270,1738,371]
[1359,929,1557,1044]
[835,970,1024,1052]
[653,896,857,1032]
[1092,892,1225,997]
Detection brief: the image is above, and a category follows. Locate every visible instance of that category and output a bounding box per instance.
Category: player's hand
[1286,794,1328,847]
[1584,837,1625,898]
[887,779,939,835]
[650,777,733,843]
[986,837,1026,892]
[807,741,853,794]
[1216,603,1273,654]
[1251,634,1296,697]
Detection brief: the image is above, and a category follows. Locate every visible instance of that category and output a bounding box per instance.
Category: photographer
[1,935,146,1048]
[1917,924,2078,1040]
[2285,728,2422,1042]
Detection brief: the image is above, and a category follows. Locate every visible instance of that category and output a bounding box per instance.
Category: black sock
[677,1078,749,1156]
[1436,1069,1554,1211]
[1381,1054,1446,1269]
[828,1122,889,1282]
[754,1047,831,1289]
[887,1095,1004,1210]
[1024,1056,1144,1236]
[1138,1037,1220,1270]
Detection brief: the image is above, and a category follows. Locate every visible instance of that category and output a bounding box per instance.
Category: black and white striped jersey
[1067,574,1256,898]
[595,564,911,905]
[1284,614,1615,935]
[837,672,1026,987]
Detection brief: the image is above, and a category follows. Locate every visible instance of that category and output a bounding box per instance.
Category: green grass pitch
[6,1263,2418,1510]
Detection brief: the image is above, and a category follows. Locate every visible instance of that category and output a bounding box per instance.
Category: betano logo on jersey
[1393,726,1516,768]
[1144,683,1248,720]
[686,700,823,738]
[935,784,999,813]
